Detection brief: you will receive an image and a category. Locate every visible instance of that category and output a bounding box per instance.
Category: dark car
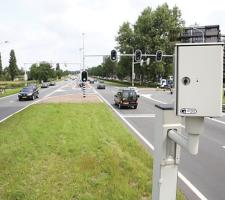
[49,81,56,86]
[114,89,138,109]
[41,82,49,88]
[97,80,105,89]
[18,87,39,101]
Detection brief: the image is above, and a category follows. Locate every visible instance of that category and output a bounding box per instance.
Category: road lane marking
[0,83,67,124]
[178,173,207,200]
[94,89,208,200]
[141,94,167,104]
[142,94,225,126]
[122,114,155,118]
[222,146,225,149]
[0,93,17,100]
[208,118,225,126]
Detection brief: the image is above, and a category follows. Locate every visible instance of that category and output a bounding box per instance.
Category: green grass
[223,95,225,104]
[0,103,186,200]
[0,88,22,98]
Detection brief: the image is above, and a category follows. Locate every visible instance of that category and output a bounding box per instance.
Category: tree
[0,53,2,75]
[30,64,39,80]
[55,63,63,79]
[38,62,53,82]
[8,49,18,81]
[116,3,184,84]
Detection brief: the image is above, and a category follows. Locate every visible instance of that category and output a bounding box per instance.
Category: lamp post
[126,45,135,86]
[82,33,85,71]
[191,27,205,43]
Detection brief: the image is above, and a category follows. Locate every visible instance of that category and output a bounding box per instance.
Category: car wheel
[134,105,137,109]
[18,98,21,101]
[32,95,35,100]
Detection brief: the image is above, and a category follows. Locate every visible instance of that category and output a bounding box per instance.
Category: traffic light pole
[132,50,135,86]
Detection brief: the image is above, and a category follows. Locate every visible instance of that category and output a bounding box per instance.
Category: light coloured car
[127,87,140,97]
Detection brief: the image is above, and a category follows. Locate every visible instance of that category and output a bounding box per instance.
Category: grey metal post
[82,33,85,70]
[152,104,182,200]
[132,49,134,86]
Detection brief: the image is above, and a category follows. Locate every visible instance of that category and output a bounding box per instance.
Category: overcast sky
[0,0,224,71]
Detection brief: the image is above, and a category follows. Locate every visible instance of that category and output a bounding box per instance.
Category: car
[97,83,106,89]
[41,82,49,88]
[114,89,138,109]
[18,87,39,101]
[89,80,94,84]
[127,87,140,98]
[49,81,56,86]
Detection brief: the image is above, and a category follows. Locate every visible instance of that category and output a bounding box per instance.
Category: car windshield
[21,88,32,92]
[122,90,137,99]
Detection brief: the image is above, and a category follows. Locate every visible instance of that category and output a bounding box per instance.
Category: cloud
[0,0,224,71]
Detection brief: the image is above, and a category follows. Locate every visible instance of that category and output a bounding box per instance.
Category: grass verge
[0,103,186,200]
[0,88,21,98]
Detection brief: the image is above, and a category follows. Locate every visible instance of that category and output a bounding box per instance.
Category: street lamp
[82,33,85,71]
[0,41,9,44]
[126,45,135,86]
[191,26,205,43]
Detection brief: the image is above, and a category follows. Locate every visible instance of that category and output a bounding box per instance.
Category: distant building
[180,25,221,43]
[180,25,224,81]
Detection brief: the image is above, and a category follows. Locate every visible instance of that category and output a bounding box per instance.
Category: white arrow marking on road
[141,94,167,104]
[122,114,155,118]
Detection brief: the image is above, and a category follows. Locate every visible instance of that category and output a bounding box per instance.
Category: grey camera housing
[175,43,224,117]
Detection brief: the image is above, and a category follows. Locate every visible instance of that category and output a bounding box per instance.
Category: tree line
[88,3,185,84]
[0,50,69,82]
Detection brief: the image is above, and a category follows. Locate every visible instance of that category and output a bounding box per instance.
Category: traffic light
[81,70,88,82]
[156,50,163,62]
[135,49,142,62]
[110,49,117,62]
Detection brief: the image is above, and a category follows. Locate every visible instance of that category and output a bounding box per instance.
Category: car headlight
[18,93,21,96]
[28,93,33,96]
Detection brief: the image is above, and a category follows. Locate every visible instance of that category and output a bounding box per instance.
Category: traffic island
[39,93,102,104]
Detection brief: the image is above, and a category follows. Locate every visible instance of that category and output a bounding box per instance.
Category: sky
[0,0,224,71]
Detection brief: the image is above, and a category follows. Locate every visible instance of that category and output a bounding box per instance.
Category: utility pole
[82,33,85,71]
[132,48,135,86]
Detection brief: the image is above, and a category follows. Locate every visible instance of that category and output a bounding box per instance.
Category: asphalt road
[1,80,225,200]
[95,83,225,200]
[0,81,68,122]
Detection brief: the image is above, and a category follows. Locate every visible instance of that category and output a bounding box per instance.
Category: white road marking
[142,94,225,127]
[0,83,67,124]
[122,114,155,118]
[55,89,67,92]
[95,89,208,200]
[0,93,17,100]
[222,146,225,149]
[178,173,207,200]
[208,118,225,126]
[141,94,167,104]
